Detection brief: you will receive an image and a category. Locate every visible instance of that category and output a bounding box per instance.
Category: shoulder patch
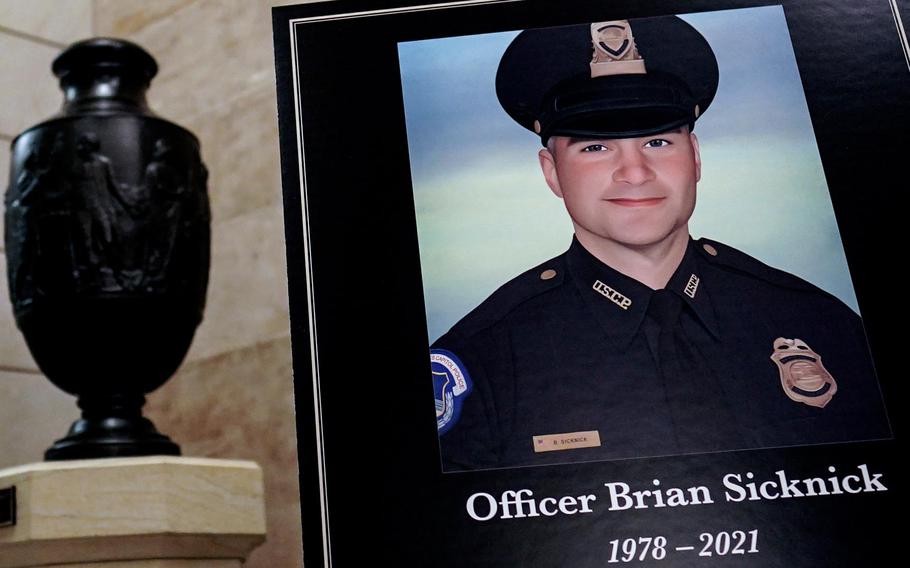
[431,349,473,435]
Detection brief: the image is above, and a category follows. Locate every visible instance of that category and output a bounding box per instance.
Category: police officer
[430,16,890,471]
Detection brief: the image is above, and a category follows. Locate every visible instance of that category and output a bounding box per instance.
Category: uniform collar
[665,240,720,339]
[566,237,721,349]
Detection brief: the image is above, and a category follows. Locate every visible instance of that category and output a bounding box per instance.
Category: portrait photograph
[402,6,891,472]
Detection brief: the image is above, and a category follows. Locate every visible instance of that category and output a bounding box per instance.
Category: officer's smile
[606,197,666,207]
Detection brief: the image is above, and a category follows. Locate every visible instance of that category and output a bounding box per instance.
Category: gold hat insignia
[590,21,647,78]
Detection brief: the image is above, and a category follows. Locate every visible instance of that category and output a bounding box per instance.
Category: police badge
[431,349,473,434]
[589,20,647,77]
[770,338,838,408]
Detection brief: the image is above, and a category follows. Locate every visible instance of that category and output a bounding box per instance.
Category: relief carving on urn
[8,133,208,299]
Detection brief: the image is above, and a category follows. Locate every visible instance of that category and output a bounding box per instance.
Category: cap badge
[590,21,647,78]
[769,338,837,408]
[593,279,632,310]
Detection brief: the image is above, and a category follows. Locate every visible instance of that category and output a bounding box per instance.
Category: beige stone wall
[0,1,310,567]
[0,0,94,469]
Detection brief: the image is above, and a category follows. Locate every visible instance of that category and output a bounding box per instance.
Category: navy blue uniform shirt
[432,237,890,471]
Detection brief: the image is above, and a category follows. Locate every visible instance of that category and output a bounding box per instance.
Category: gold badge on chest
[770,338,837,408]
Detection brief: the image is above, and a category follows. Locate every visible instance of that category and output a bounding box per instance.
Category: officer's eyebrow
[566,136,605,145]
[565,128,686,146]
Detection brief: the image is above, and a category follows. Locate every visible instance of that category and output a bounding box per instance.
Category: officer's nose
[612,147,656,185]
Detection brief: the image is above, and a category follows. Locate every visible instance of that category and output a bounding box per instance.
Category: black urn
[3,38,210,460]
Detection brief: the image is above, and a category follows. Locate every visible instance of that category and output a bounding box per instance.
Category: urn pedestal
[3,38,210,460]
[0,457,266,568]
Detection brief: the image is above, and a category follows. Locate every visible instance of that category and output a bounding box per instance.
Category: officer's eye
[581,144,608,152]
[644,138,671,148]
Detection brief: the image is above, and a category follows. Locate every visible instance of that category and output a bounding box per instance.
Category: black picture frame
[272,1,909,565]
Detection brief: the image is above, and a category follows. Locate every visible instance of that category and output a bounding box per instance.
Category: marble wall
[0,0,93,471]
[0,1,310,567]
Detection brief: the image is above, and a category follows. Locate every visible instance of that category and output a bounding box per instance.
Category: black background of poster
[272,1,908,565]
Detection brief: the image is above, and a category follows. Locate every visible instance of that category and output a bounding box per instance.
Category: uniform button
[540,269,557,280]
[702,243,718,256]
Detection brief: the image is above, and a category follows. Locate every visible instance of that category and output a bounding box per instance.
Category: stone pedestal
[0,457,266,568]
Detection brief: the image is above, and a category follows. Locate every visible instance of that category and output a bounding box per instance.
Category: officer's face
[538,128,701,252]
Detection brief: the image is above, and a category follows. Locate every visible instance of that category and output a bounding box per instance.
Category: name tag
[533,431,601,453]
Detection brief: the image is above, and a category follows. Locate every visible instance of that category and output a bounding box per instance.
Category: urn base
[46,411,180,461]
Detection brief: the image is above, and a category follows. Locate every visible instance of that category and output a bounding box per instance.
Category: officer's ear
[538,146,563,198]
[690,132,702,182]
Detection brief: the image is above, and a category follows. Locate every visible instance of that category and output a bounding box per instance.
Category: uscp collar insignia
[770,338,837,408]
[431,349,473,434]
[684,273,700,299]
[593,279,632,310]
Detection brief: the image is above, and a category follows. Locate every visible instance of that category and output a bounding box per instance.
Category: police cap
[496,16,719,145]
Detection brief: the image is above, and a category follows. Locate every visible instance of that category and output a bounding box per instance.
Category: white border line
[889,0,910,71]
[288,18,333,568]
[284,2,910,566]
[287,4,516,566]
[289,0,521,24]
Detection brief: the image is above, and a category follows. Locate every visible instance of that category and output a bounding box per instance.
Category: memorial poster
[272,1,908,565]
